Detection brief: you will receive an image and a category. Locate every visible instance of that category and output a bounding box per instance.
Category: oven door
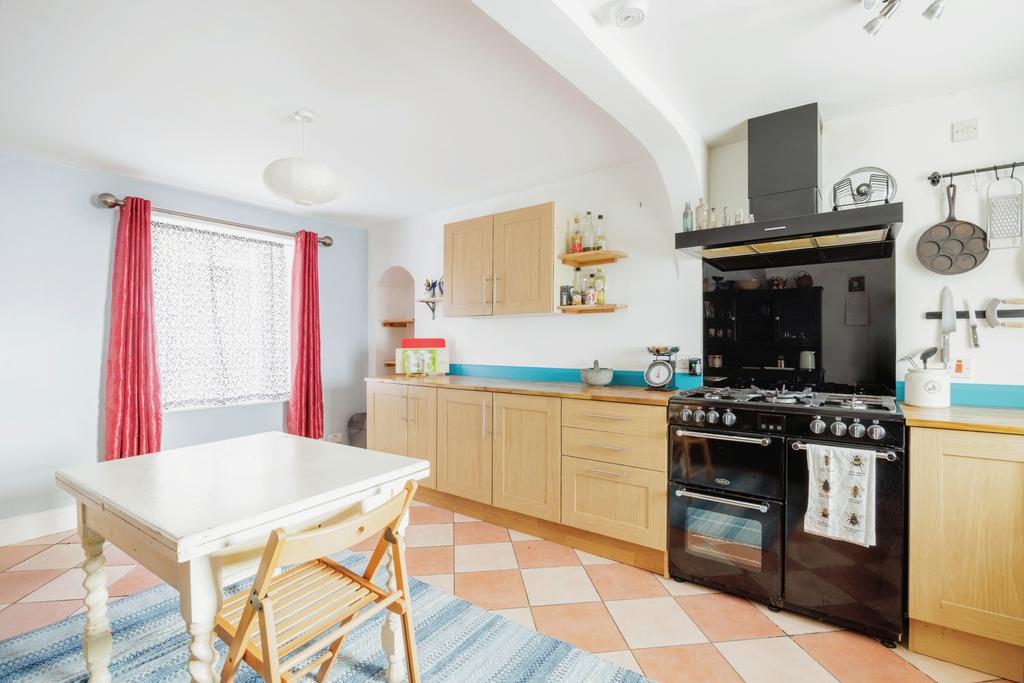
[670,428,785,500]
[668,483,783,604]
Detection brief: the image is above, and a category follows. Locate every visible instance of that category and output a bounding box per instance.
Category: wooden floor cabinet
[366,382,437,489]
[909,426,1024,682]
[492,394,561,522]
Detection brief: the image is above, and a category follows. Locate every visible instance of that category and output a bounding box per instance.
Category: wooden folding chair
[215,481,420,682]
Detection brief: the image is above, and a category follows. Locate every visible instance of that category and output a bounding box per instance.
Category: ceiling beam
[472,0,707,224]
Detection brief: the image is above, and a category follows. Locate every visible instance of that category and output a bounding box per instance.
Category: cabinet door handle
[481,401,486,438]
[493,276,501,304]
[586,467,628,478]
[586,443,626,452]
[492,403,501,438]
[400,392,407,421]
[407,395,414,423]
[483,275,491,304]
[586,413,630,421]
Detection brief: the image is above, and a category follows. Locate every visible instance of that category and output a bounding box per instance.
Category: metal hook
[1012,163,1017,180]
[994,165,1000,180]
[973,168,979,191]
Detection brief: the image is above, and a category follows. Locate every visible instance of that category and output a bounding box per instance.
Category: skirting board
[0,505,76,546]
[909,619,1024,682]
[416,487,667,576]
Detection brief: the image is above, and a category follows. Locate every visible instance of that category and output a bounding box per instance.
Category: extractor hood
[677,103,903,272]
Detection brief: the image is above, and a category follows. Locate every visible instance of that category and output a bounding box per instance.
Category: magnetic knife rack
[923,309,1024,320]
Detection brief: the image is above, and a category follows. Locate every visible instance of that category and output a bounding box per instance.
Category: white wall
[706,77,1024,386]
[368,158,703,373]
[708,140,748,221]
[0,154,368,519]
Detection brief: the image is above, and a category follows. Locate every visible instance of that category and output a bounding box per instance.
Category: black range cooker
[667,386,906,645]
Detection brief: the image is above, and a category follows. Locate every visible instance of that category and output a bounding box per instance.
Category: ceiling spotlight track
[863,0,902,36]
[864,0,947,35]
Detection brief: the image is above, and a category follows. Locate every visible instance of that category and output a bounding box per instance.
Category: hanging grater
[987,169,1023,249]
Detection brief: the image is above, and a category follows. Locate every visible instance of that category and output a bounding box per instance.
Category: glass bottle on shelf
[572,267,585,304]
[585,273,597,305]
[709,208,718,229]
[696,198,707,230]
[595,214,606,250]
[570,214,583,253]
[594,268,606,305]
[735,210,744,225]
[682,201,693,232]
[582,211,597,251]
[722,206,730,226]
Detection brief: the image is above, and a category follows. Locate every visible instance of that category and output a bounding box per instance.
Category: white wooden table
[56,431,429,683]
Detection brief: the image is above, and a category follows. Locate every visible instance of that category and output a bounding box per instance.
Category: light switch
[952,119,978,143]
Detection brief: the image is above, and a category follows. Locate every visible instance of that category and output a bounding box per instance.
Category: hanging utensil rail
[790,442,897,462]
[928,162,1021,186]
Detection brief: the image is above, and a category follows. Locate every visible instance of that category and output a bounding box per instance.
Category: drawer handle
[585,413,630,421]
[586,443,627,452]
[586,467,628,478]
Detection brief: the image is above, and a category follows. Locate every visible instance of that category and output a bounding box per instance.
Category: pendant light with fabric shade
[263,110,342,206]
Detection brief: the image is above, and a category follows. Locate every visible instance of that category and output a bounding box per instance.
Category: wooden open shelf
[559,250,627,267]
[380,319,414,328]
[383,360,396,367]
[558,304,627,315]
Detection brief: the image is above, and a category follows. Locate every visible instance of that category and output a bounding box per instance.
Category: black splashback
[702,255,896,396]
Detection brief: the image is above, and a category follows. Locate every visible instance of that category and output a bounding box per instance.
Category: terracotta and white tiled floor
[0,502,1010,683]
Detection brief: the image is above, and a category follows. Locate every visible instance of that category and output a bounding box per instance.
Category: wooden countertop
[366,375,674,407]
[901,403,1024,436]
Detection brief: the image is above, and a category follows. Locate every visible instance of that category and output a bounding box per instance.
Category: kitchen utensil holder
[928,161,1023,187]
[923,309,1024,320]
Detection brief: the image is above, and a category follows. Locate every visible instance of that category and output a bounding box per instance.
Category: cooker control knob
[867,424,886,441]
[707,409,720,424]
[694,409,706,423]
[680,408,693,422]
[830,420,847,436]
[722,411,737,427]
[849,422,866,439]
[809,418,827,434]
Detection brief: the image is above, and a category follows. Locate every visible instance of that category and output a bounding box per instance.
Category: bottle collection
[562,210,609,308]
[681,197,754,232]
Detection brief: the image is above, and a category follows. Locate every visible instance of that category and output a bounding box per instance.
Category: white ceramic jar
[903,368,951,408]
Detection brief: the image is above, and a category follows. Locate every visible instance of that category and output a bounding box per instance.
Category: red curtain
[287,230,324,438]
[104,197,162,459]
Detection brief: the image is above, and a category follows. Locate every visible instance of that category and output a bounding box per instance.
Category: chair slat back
[275,481,416,569]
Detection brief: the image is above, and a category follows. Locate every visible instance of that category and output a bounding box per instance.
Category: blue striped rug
[0,552,649,682]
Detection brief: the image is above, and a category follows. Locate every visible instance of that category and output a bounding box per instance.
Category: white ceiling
[579,0,1024,145]
[0,0,647,228]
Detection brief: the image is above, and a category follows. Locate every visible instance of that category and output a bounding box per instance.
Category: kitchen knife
[940,287,956,364]
[965,299,979,348]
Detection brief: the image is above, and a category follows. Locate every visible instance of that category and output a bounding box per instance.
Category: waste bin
[347,412,367,448]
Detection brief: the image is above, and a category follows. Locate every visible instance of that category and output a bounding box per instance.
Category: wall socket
[325,432,346,444]
[950,357,974,379]
[952,119,978,143]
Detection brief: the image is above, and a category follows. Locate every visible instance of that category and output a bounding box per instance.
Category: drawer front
[562,427,665,472]
[562,399,665,438]
[561,456,666,550]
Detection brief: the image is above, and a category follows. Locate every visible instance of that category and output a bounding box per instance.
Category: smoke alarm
[613,0,647,27]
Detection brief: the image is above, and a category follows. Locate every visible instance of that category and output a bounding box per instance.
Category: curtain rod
[96,193,333,247]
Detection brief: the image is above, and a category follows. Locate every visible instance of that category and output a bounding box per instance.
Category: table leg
[81,525,112,683]
[179,558,222,683]
[381,491,410,683]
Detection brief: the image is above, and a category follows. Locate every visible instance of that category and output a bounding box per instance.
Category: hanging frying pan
[916,183,989,274]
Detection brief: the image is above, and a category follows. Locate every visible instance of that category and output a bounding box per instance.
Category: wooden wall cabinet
[366,382,437,489]
[492,394,561,522]
[909,426,1024,681]
[444,202,553,317]
[436,388,493,504]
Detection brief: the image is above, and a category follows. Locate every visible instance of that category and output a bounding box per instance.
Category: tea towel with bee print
[804,444,876,547]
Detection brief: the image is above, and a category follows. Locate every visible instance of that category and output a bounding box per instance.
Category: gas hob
[669,386,904,449]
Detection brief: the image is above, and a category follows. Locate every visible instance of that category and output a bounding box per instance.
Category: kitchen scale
[644,346,679,391]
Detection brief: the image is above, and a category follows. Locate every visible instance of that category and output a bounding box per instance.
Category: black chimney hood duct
[676,102,902,272]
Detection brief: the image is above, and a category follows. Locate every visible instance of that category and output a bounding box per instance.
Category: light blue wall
[0,154,368,518]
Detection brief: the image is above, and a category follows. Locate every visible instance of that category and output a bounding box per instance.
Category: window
[151,219,291,410]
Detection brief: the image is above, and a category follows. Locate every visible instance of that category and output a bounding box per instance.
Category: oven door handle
[675,489,769,513]
[675,429,771,447]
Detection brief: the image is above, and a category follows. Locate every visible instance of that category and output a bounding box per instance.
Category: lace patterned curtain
[151,220,291,410]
